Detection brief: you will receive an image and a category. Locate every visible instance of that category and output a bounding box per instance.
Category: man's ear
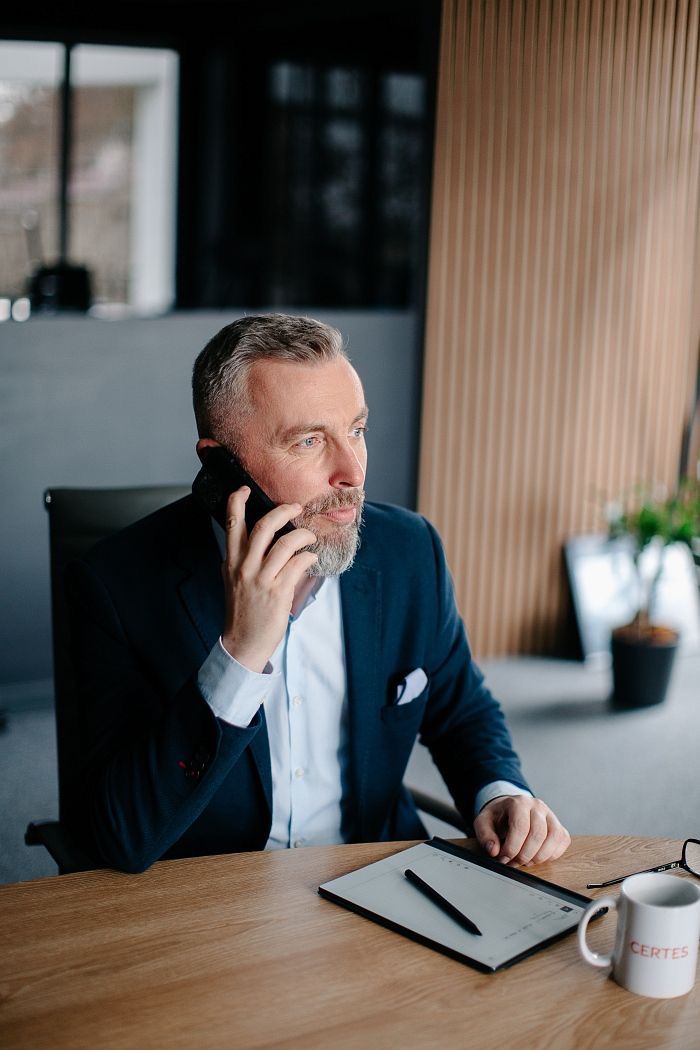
[195,437,221,465]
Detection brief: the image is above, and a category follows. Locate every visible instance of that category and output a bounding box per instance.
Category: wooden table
[1,836,698,1048]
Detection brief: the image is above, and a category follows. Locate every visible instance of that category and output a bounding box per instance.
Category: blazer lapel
[176,552,224,658]
[340,559,382,840]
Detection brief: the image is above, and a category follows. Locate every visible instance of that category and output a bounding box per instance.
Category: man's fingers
[498,803,533,864]
[276,549,319,590]
[245,502,304,561]
[509,802,549,865]
[473,809,502,858]
[223,487,250,564]
[526,817,572,866]
[474,797,571,868]
[219,495,319,674]
[260,528,318,580]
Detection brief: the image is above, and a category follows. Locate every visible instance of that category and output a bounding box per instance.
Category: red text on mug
[630,941,689,960]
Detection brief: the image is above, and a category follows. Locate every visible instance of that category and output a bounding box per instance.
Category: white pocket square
[395,667,428,706]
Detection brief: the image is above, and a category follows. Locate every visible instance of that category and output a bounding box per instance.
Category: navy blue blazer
[65,496,529,873]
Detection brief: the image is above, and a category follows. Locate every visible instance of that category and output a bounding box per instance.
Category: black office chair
[406,788,467,834]
[25,485,190,873]
[26,484,466,874]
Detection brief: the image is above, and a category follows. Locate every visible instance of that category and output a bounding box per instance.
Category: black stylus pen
[404,868,483,936]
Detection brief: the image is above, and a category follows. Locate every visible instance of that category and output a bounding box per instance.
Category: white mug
[578,872,700,998]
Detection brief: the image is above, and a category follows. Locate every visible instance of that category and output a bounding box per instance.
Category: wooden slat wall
[419,0,700,656]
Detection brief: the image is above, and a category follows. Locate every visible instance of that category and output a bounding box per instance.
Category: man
[66,314,570,873]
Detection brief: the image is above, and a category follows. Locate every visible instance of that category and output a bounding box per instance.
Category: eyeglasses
[587,838,700,889]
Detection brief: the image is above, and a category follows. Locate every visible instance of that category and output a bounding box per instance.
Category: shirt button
[292,695,303,708]
[294,767,305,779]
[293,838,305,848]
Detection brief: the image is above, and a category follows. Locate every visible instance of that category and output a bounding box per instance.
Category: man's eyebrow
[276,406,369,444]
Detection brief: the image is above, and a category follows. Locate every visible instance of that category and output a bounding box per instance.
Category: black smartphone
[192,446,297,539]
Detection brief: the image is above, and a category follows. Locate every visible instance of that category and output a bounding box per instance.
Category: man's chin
[304,524,361,577]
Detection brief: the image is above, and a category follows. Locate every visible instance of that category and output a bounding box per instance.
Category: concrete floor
[408,654,700,842]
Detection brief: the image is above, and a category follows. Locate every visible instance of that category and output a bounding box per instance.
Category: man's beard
[293,489,365,576]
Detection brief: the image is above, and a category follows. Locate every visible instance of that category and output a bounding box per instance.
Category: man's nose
[329,440,366,488]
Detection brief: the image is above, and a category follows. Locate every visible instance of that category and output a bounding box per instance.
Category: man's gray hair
[192,313,347,446]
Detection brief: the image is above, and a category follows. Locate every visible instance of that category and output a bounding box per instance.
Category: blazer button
[184,747,209,779]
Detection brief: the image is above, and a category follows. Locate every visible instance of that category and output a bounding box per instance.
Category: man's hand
[473,795,571,867]
[220,487,318,672]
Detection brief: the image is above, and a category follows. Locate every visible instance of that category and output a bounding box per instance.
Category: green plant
[606,479,699,639]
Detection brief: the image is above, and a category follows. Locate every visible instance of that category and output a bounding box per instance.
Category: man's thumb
[475,814,500,856]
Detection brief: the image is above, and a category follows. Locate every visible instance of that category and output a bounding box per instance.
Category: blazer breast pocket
[384,692,428,726]
[380,683,429,726]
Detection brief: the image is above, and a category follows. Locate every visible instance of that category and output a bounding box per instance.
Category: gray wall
[0,310,420,695]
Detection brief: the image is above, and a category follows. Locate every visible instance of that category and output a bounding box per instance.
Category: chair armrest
[408,788,469,834]
[25,820,101,875]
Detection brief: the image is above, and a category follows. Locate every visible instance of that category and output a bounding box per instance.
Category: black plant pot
[610,629,679,710]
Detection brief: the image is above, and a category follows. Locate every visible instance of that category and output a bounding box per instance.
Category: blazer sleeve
[416,518,531,821]
[64,557,264,874]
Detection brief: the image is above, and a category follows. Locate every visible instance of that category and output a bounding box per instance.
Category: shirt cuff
[197,637,280,728]
[474,780,532,817]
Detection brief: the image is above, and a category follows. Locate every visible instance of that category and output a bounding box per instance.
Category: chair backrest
[45,485,190,822]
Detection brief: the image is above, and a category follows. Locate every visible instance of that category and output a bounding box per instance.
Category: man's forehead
[246,357,367,420]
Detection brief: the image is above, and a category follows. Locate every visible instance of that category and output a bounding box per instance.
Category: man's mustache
[298,489,365,518]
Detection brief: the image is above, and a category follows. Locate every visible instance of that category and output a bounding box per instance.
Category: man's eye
[351,425,368,438]
[297,436,317,448]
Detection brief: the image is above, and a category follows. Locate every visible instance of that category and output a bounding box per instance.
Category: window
[0,42,61,305]
[0,41,178,315]
[264,63,427,307]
